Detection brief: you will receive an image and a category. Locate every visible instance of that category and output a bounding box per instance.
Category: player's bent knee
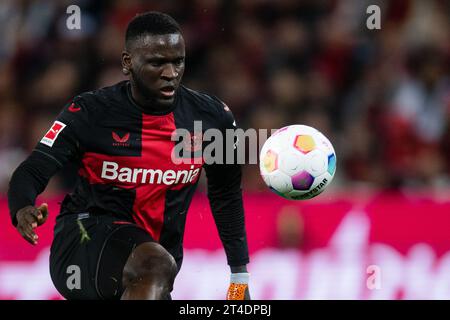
[122,242,177,289]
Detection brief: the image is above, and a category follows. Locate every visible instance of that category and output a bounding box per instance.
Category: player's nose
[161,63,178,79]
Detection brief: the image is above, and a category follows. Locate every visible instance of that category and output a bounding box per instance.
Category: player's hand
[226,273,251,300]
[16,203,49,245]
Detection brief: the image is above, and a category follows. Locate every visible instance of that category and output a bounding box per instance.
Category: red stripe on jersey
[78,112,203,241]
[134,113,175,241]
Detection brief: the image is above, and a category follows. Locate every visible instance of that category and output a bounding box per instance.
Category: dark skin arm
[16,203,49,245]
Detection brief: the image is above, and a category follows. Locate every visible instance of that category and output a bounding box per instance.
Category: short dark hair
[125,12,181,48]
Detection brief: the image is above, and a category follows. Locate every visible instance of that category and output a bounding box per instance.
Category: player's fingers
[19,214,34,232]
[37,203,48,216]
[29,206,44,222]
[17,225,37,245]
[36,203,49,225]
[21,221,38,240]
[22,212,39,228]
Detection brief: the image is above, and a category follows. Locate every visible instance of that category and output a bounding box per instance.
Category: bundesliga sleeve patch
[40,121,66,147]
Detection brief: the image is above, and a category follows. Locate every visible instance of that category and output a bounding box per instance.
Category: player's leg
[50,213,177,300]
[120,241,178,300]
[94,220,177,300]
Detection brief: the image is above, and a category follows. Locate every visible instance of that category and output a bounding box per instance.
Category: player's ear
[122,51,132,75]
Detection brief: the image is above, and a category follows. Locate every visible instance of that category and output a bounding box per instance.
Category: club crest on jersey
[40,121,66,147]
[112,132,130,147]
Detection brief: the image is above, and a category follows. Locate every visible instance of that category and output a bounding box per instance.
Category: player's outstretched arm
[8,151,62,245]
[206,162,252,300]
[204,100,251,300]
[8,99,86,244]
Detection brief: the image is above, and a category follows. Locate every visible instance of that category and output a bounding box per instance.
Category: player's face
[124,33,185,109]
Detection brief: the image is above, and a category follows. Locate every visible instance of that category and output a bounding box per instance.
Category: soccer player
[7,12,250,300]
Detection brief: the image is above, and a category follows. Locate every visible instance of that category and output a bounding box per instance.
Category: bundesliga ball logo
[259,125,336,200]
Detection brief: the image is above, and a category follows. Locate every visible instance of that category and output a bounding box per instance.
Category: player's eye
[174,58,185,66]
[147,59,164,67]
[149,61,163,67]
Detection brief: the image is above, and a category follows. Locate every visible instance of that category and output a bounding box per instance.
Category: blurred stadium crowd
[0,0,449,195]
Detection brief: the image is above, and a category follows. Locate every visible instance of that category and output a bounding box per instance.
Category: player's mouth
[160,85,176,98]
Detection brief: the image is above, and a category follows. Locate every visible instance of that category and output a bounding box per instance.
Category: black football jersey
[8,81,249,268]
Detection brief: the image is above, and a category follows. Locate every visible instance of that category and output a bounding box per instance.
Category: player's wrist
[230,272,250,284]
[230,264,248,273]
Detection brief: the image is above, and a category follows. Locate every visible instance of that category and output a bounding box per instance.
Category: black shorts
[49,212,154,300]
